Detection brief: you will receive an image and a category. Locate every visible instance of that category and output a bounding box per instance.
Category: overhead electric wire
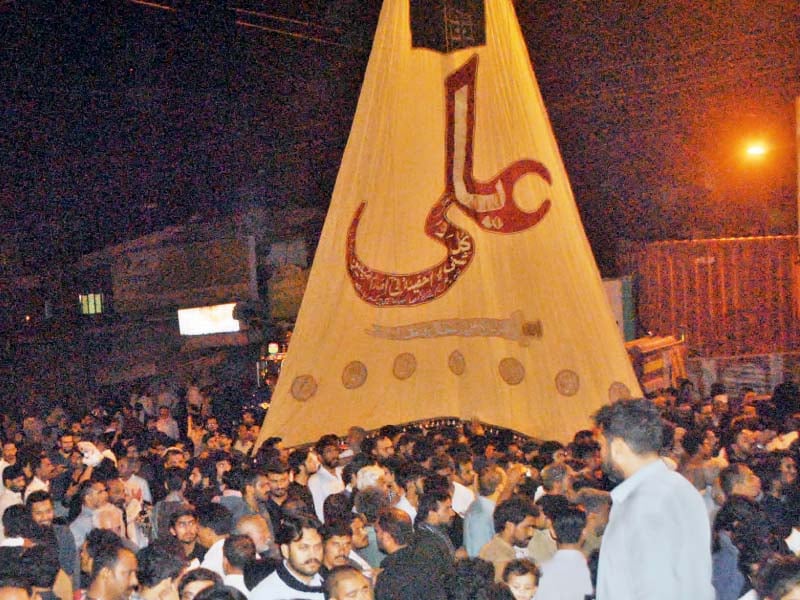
[122,0,794,118]
[235,19,356,50]
[127,0,174,12]
[125,0,365,52]
[232,7,343,34]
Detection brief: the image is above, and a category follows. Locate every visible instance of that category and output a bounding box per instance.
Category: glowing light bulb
[745,143,767,157]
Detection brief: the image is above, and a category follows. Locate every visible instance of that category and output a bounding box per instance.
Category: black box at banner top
[410,0,486,54]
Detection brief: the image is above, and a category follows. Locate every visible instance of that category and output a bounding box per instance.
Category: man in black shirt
[264,460,291,526]
[169,508,207,561]
[374,507,447,600]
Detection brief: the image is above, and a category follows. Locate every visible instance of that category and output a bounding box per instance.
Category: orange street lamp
[744,142,768,158]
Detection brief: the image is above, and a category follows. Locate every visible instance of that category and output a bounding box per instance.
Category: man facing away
[534,506,593,600]
[135,539,187,600]
[374,507,446,600]
[19,544,61,600]
[222,534,256,596]
[464,464,504,557]
[198,503,234,578]
[593,397,715,600]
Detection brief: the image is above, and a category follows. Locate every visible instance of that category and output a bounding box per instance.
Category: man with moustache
[24,454,55,501]
[308,435,344,522]
[478,496,539,581]
[26,491,80,588]
[319,521,357,579]
[249,515,325,600]
[412,490,458,584]
[241,468,277,534]
[345,513,373,579]
[264,460,291,526]
[593,398,714,600]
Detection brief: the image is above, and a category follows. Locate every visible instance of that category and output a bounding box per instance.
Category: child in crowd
[502,559,539,600]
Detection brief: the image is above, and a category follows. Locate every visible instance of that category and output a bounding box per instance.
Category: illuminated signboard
[178,303,240,336]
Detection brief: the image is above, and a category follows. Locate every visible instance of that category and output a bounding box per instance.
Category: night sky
[1,0,798,275]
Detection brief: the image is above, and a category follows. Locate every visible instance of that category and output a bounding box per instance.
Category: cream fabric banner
[256,0,641,447]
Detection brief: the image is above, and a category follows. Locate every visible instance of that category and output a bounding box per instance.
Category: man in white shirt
[535,506,593,600]
[198,503,234,577]
[431,455,474,518]
[118,456,152,504]
[594,398,714,600]
[0,465,25,540]
[0,441,18,493]
[339,426,366,462]
[250,515,325,599]
[24,454,55,502]
[223,534,256,596]
[308,435,344,522]
[451,479,476,518]
[155,406,180,441]
[391,463,425,524]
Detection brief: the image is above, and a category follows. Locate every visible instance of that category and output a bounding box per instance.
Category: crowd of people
[1,379,800,600]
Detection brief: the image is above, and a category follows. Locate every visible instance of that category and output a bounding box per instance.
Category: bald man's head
[235,514,273,554]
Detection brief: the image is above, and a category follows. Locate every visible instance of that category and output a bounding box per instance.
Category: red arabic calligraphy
[347,55,551,307]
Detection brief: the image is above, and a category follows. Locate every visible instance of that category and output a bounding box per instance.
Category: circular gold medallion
[498,357,525,385]
[448,350,466,376]
[393,353,417,380]
[555,369,580,396]
[291,375,317,401]
[342,361,368,389]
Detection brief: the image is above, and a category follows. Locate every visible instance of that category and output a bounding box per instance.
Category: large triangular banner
[256,0,641,448]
